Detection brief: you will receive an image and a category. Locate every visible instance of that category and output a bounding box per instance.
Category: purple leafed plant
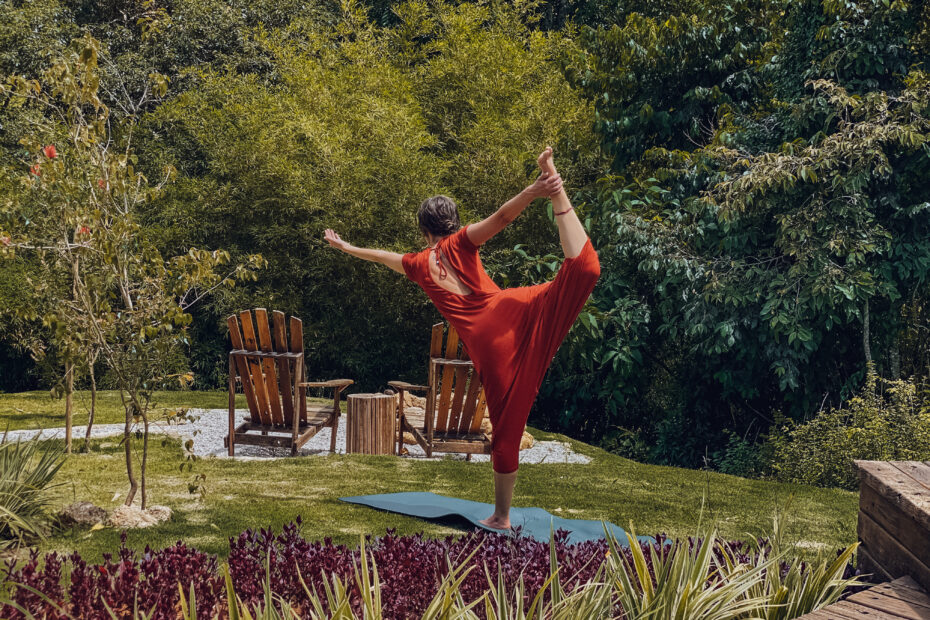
[2,532,223,619]
[1,520,859,619]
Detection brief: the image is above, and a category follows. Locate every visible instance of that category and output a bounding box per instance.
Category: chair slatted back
[228,309,304,427]
[427,322,487,436]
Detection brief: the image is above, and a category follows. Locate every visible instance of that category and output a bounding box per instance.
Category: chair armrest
[387,381,429,392]
[430,358,473,368]
[300,379,354,389]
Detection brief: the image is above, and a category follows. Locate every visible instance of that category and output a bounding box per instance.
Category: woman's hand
[324,229,351,251]
[528,171,563,199]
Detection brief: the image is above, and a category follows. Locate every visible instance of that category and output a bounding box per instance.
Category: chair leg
[291,358,302,456]
[330,414,339,453]
[396,391,405,457]
[291,414,299,456]
[329,388,340,453]
[228,355,236,457]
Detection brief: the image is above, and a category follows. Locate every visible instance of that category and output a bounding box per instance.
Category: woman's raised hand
[324,229,351,251]
[529,171,563,199]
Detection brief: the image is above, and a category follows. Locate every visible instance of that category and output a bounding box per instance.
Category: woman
[324,147,600,530]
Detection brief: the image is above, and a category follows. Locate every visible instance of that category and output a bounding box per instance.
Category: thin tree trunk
[84,357,96,451]
[66,254,80,455]
[863,299,872,367]
[64,363,73,454]
[122,391,138,506]
[140,409,149,510]
[890,340,901,380]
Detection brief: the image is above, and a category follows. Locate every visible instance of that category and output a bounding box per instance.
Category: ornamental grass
[2,518,861,619]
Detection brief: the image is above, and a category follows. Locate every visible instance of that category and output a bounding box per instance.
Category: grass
[2,391,859,564]
[0,390,246,431]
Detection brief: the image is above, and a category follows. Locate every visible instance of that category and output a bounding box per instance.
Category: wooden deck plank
[889,461,930,491]
[853,583,930,613]
[831,600,915,619]
[858,510,930,588]
[859,484,930,570]
[802,612,845,620]
[896,577,930,593]
[868,578,930,602]
[847,589,930,619]
[798,579,930,620]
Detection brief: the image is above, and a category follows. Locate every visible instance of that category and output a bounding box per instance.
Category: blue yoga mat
[340,491,653,546]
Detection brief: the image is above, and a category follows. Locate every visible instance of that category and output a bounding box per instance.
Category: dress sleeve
[454,225,480,252]
[402,251,422,284]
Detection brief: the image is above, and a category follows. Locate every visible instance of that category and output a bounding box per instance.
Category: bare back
[428,247,473,296]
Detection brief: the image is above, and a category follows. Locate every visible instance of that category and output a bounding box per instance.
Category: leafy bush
[713,431,766,478]
[1,519,861,619]
[766,372,930,489]
[0,436,65,548]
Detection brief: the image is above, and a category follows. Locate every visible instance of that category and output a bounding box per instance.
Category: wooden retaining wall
[855,461,930,590]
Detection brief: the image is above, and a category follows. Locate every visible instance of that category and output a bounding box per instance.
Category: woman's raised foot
[536,146,557,176]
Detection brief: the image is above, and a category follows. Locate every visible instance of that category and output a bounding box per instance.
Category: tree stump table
[345,393,397,455]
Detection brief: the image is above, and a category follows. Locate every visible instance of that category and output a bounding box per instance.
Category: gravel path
[5,408,591,465]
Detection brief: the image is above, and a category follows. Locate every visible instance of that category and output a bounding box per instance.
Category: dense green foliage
[535,0,930,465]
[1,0,928,473]
[766,372,930,489]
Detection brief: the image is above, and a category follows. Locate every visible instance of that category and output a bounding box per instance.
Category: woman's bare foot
[479,514,511,530]
[537,146,557,177]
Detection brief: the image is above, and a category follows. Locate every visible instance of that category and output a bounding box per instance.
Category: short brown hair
[417,195,460,238]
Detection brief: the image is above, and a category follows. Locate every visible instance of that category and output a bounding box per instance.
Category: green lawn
[0,389,247,431]
[3,391,859,563]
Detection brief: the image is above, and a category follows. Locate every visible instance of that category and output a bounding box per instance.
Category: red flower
[97,178,105,188]
[29,164,41,176]
[43,144,57,159]
[78,226,90,235]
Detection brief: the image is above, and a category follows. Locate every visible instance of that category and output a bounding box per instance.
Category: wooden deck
[855,461,930,590]
[799,576,930,619]
[798,460,930,618]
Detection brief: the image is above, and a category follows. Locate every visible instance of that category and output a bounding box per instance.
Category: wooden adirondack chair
[225,309,353,456]
[389,322,492,459]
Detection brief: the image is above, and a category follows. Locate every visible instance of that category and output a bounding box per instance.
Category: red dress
[402,226,600,473]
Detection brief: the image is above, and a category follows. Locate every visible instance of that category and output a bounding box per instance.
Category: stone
[146,505,173,523]
[382,390,426,409]
[57,501,107,526]
[479,417,534,450]
[107,504,172,529]
[406,393,426,408]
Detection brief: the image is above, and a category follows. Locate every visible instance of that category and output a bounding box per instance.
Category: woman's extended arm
[324,229,405,274]
[466,171,563,247]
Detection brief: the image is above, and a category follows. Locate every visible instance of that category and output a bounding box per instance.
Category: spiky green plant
[729,512,862,619]
[607,524,779,620]
[173,526,861,620]
[0,434,65,548]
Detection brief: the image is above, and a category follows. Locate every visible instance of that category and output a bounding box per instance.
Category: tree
[140,0,597,390]
[0,35,262,507]
[538,0,930,465]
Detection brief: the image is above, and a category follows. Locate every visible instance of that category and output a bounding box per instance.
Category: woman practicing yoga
[324,147,600,529]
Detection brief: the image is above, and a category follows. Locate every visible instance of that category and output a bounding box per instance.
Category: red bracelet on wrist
[554,206,574,216]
